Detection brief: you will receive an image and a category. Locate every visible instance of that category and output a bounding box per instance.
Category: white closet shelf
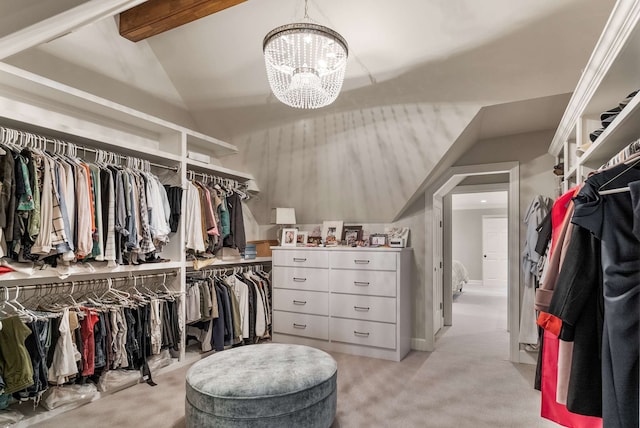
[186,159,254,181]
[0,62,238,158]
[578,91,640,168]
[549,0,640,157]
[0,261,183,286]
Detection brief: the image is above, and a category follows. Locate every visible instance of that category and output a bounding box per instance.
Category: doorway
[426,161,522,362]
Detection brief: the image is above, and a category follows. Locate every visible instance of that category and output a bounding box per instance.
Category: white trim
[0,0,148,60]
[425,161,521,362]
[466,280,483,286]
[411,338,429,351]
[548,0,640,156]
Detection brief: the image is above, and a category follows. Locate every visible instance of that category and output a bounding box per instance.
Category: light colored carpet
[28,282,553,428]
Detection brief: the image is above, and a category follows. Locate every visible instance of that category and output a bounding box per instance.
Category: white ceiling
[1,0,616,140]
[452,191,508,210]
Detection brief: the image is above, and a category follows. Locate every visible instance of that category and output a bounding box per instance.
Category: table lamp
[271,208,296,245]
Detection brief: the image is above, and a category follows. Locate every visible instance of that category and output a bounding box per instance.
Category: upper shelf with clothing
[548,0,640,192]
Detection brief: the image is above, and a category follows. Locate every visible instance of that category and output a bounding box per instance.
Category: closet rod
[187,169,247,187]
[0,271,179,292]
[79,145,178,172]
[0,125,178,171]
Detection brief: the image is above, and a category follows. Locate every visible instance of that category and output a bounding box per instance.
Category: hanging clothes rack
[0,271,180,294]
[186,262,269,278]
[186,169,248,199]
[0,125,178,171]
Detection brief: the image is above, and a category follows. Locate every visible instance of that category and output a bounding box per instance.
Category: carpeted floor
[26,282,553,428]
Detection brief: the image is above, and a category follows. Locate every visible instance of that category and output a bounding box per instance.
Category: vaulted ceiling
[0,0,617,223]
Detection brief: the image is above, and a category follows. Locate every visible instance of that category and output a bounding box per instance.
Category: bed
[452,260,469,294]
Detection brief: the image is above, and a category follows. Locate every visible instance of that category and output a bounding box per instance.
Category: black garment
[124,308,138,369]
[535,212,552,257]
[211,284,225,352]
[548,225,603,417]
[16,319,49,400]
[46,317,61,369]
[243,276,256,344]
[94,312,107,370]
[215,282,233,347]
[164,185,182,233]
[223,192,246,253]
[0,144,15,231]
[100,168,112,253]
[572,162,640,428]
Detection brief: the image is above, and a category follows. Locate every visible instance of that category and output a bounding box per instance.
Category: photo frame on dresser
[369,233,388,247]
[321,221,343,246]
[342,225,362,246]
[281,228,297,247]
[296,231,308,246]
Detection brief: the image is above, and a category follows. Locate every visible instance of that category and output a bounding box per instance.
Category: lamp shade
[271,208,297,225]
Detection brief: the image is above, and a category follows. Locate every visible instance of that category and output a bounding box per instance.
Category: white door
[482,216,508,287]
[433,199,443,334]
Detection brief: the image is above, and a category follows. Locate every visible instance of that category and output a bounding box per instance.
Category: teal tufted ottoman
[185,344,337,428]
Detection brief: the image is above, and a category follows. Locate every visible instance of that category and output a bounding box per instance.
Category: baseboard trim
[467,280,483,286]
[518,349,538,365]
[411,338,431,351]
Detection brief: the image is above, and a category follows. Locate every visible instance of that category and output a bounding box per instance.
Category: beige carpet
[27,282,554,428]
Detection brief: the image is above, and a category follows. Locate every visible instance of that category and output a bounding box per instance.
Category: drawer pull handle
[293,323,307,329]
[354,259,370,264]
[293,300,307,305]
[354,331,370,337]
[293,277,307,282]
[293,257,307,262]
[354,306,370,311]
[354,281,370,286]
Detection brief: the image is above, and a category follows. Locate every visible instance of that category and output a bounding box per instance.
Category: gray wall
[453,130,558,256]
[452,208,507,280]
[226,103,481,225]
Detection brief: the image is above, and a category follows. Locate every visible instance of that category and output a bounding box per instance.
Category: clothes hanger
[598,155,640,195]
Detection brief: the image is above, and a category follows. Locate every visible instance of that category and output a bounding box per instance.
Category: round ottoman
[185,343,337,428]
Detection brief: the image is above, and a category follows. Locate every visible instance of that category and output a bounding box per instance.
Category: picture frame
[369,233,388,247]
[281,228,298,247]
[342,225,363,246]
[321,221,343,246]
[307,236,322,246]
[296,231,308,246]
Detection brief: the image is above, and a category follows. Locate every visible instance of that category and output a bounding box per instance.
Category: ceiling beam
[119,0,247,42]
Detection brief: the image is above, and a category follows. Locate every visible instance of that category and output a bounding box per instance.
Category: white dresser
[272,247,412,361]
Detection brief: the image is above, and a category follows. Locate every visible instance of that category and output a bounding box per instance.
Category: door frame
[425,161,521,363]
[433,198,444,335]
[443,184,509,326]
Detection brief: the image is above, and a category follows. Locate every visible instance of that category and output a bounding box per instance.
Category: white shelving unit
[549,0,640,191]
[0,61,268,425]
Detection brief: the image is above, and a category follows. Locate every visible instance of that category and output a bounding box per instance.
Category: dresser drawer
[330,251,396,271]
[273,311,328,340]
[273,289,328,316]
[329,270,396,297]
[330,318,396,349]
[273,250,329,268]
[330,294,396,323]
[273,267,328,291]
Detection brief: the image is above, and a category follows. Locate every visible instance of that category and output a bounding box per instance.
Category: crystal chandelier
[263,1,348,109]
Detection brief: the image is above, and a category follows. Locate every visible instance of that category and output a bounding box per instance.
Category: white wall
[452,208,506,280]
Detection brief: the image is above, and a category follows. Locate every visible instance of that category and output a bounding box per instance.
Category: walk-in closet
[0,1,638,427]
